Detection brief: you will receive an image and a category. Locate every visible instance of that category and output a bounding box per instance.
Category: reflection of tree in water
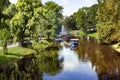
[37,51,61,75]
[98,73,120,80]
[0,50,61,80]
[77,37,120,80]
[0,54,42,80]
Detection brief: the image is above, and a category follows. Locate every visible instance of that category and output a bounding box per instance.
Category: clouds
[9,0,98,16]
[61,0,69,5]
[9,0,17,4]
[85,0,92,2]
[84,0,98,4]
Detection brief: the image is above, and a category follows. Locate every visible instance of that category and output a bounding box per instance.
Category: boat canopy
[70,39,79,41]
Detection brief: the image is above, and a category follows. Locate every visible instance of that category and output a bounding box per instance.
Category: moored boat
[69,39,79,49]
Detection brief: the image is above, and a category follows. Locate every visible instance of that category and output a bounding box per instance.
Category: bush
[32,40,49,50]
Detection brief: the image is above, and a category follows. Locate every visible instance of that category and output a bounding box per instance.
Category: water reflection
[78,37,120,80]
[43,37,120,80]
[1,38,120,80]
[43,46,98,80]
[58,46,79,71]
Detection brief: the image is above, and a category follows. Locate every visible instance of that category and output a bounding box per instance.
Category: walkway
[0,42,19,50]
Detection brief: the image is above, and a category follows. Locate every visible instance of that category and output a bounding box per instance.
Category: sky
[9,0,98,16]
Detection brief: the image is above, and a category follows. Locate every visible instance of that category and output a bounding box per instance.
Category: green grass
[70,30,98,39]
[0,55,17,64]
[70,30,86,37]
[87,32,98,39]
[0,47,36,64]
[8,47,36,56]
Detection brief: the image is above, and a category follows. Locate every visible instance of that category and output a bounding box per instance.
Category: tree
[63,15,77,30]
[75,7,87,31]
[74,5,98,33]
[97,0,120,43]
[44,1,63,35]
[33,7,59,40]
[29,1,63,41]
[0,0,10,29]
[10,12,25,46]
[0,1,15,55]
[0,29,11,54]
[85,4,98,33]
[10,0,42,47]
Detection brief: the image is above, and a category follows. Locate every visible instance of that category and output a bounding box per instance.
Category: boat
[69,39,79,49]
[55,38,63,42]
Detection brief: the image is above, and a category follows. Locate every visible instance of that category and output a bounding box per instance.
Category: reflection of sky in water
[43,46,98,80]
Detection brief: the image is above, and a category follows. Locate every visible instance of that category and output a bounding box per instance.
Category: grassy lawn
[8,47,36,56]
[70,30,98,40]
[70,30,86,37]
[0,47,36,64]
[0,40,51,64]
[87,32,98,39]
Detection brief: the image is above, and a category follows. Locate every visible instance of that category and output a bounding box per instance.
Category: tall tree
[10,0,42,46]
[97,0,120,43]
[44,1,63,35]
[0,0,15,55]
[32,7,60,40]
[64,15,77,30]
[75,7,87,31]
[0,29,11,54]
[74,5,98,33]
[86,4,98,33]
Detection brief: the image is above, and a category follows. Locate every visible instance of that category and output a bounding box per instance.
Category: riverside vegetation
[0,0,120,68]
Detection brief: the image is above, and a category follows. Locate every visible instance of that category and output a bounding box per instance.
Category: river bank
[112,43,120,53]
[0,47,36,64]
[0,40,55,65]
[70,30,120,53]
[0,40,60,80]
[1,34,120,80]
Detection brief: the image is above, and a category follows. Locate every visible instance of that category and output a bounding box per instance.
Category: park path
[0,42,19,50]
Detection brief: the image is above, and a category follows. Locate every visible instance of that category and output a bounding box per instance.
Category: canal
[0,37,120,80]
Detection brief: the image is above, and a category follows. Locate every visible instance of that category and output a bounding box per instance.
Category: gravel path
[0,42,19,50]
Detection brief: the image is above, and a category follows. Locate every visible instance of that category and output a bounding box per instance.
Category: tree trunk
[3,43,8,55]
[19,32,24,47]
[47,32,50,40]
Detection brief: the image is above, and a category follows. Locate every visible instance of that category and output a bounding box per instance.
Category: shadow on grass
[7,53,23,57]
[0,55,17,64]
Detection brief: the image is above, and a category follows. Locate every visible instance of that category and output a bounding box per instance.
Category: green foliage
[70,30,86,37]
[36,50,59,74]
[0,28,11,55]
[10,0,43,46]
[64,15,77,30]
[88,32,98,39]
[3,4,17,18]
[0,1,16,55]
[75,5,98,33]
[8,47,36,56]
[64,4,98,34]
[32,40,49,50]
[44,1,63,18]
[44,1,63,39]
[97,0,120,43]
[0,55,17,64]
[0,46,36,64]
[75,7,86,30]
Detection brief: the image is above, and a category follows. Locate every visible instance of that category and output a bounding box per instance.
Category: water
[60,26,70,35]
[0,37,120,80]
[44,46,98,80]
[43,37,120,80]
